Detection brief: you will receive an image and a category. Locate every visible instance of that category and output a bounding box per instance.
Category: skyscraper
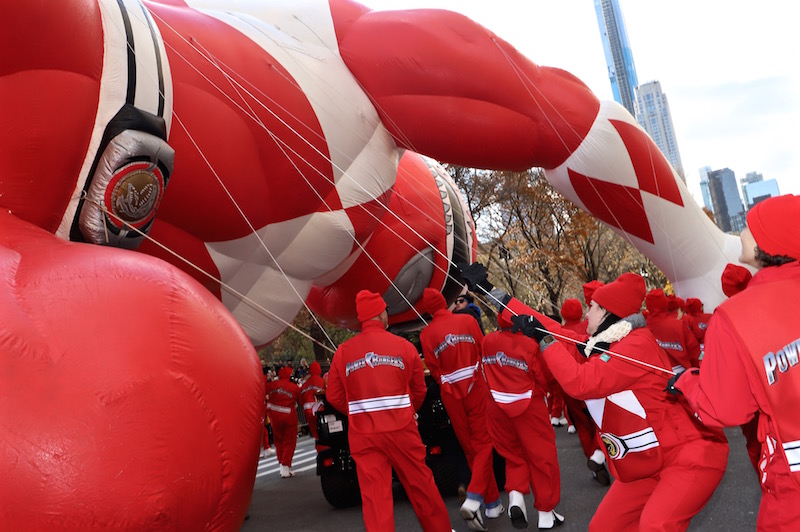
[707,168,745,233]
[740,171,763,208]
[594,0,639,116]
[744,178,781,208]
[635,81,685,182]
[699,166,713,212]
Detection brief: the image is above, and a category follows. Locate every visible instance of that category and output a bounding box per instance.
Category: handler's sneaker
[460,497,487,531]
[507,490,527,529]
[537,510,564,529]
[485,499,505,519]
[567,425,576,434]
[587,450,610,486]
[279,465,294,478]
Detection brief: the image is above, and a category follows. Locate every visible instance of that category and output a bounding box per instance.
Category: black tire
[493,449,507,492]
[427,455,458,496]
[320,472,361,509]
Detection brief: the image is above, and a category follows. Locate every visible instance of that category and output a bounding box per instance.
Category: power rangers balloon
[1,0,739,528]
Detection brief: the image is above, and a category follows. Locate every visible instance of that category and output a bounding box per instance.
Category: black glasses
[456,298,467,304]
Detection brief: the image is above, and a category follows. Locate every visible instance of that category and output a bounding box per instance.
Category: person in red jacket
[684,298,712,346]
[266,365,302,478]
[672,194,800,530]
[459,264,728,531]
[583,280,604,310]
[419,288,502,532]
[560,298,610,486]
[481,311,565,529]
[645,289,701,373]
[325,290,451,532]
[300,361,325,440]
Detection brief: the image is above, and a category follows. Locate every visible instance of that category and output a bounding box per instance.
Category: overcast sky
[362,0,800,202]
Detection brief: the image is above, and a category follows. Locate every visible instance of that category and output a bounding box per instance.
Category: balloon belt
[477,285,676,377]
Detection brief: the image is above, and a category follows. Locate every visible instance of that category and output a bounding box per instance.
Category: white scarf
[583,315,641,358]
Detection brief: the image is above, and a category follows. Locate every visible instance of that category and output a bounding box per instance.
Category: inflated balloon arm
[336,4,599,171]
[76,111,174,250]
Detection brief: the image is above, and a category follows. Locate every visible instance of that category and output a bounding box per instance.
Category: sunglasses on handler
[456,298,467,304]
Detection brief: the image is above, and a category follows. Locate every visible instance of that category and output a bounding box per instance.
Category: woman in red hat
[673,194,800,530]
[459,264,728,531]
[266,365,302,478]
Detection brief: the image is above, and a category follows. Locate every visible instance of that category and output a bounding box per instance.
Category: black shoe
[587,459,611,486]
[509,505,528,529]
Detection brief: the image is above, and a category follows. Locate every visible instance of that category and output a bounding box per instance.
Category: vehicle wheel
[428,455,458,496]
[320,472,361,509]
[493,450,506,492]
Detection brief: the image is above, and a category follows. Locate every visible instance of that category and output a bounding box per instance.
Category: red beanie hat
[645,288,668,313]
[560,298,583,322]
[686,298,703,314]
[721,263,753,297]
[422,287,447,314]
[310,361,321,376]
[582,280,604,306]
[591,273,645,317]
[666,294,678,312]
[747,194,800,260]
[356,290,387,322]
[278,366,292,380]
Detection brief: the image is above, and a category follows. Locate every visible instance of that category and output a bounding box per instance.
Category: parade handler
[460,265,728,531]
[481,312,565,529]
[420,288,503,531]
[326,290,451,532]
[671,194,800,530]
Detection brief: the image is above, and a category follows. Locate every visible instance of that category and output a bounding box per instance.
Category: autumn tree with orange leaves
[448,165,666,320]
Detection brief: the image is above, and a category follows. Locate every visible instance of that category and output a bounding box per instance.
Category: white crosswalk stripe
[256,436,318,479]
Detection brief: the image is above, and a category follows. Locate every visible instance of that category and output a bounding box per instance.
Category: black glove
[511,314,549,343]
[457,262,494,294]
[665,368,696,395]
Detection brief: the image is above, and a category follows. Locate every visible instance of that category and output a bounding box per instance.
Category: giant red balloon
[0,212,264,529]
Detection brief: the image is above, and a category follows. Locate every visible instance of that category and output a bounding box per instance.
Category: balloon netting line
[144,4,597,317]
[115,4,726,355]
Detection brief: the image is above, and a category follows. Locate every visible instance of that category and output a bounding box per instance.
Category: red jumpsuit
[300,364,325,440]
[500,299,728,531]
[645,293,701,373]
[481,325,561,511]
[684,299,711,347]
[676,262,800,531]
[420,308,500,508]
[326,320,451,532]
[265,370,301,468]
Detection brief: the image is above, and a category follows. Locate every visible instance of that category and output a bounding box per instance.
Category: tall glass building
[594,0,639,116]
[707,168,745,233]
[744,178,781,208]
[699,166,713,212]
[635,81,685,182]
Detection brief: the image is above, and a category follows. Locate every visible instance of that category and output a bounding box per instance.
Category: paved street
[243,426,760,531]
